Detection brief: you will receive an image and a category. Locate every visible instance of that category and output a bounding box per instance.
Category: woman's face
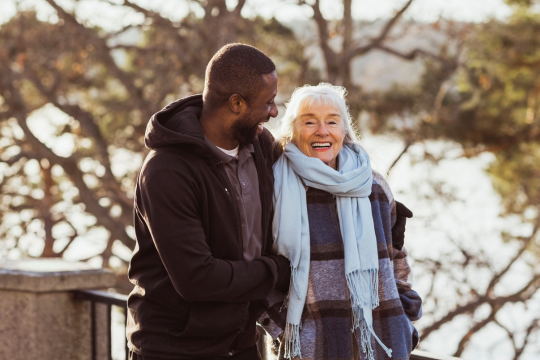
[291,100,344,170]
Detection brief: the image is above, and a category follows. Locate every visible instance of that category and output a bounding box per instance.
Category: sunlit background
[1,0,540,359]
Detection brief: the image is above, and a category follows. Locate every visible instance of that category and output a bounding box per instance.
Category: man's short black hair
[203,43,276,109]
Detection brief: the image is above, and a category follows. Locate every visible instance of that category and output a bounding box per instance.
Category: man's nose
[270,103,279,118]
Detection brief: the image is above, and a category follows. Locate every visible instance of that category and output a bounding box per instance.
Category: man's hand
[392,201,413,251]
[266,254,291,293]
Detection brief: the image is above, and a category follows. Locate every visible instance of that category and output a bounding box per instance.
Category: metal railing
[73,289,129,360]
[73,289,459,360]
[410,350,461,360]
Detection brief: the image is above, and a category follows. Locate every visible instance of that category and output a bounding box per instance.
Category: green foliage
[455,11,540,214]
[505,0,540,6]
[368,10,540,216]
[488,143,540,216]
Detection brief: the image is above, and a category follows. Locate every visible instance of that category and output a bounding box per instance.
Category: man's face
[231,72,279,144]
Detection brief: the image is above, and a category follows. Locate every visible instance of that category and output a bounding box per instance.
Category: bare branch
[0,110,11,120]
[43,0,153,119]
[387,139,414,176]
[23,66,133,209]
[454,307,500,357]
[56,221,80,257]
[0,151,37,165]
[371,0,414,45]
[233,0,247,16]
[486,220,540,295]
[421,272,540,340]
[345,0,414,60]
[494,318,517,351]
[495,317,540,360]
[122,0,156,19]
[515,319,540,360]
[309,0,339,82]
[0,65,134,250]
[108,44,157,51]
[373,44,451,65]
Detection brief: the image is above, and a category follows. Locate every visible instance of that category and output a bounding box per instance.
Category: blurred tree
[1,0,540,357]
[0,0,308,270]
[396,164,540,359]
[292,0,465,161]
[368,2,540,357]
[371,2,540,206]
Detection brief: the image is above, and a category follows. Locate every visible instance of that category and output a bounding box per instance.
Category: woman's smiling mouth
[311,142,332,151]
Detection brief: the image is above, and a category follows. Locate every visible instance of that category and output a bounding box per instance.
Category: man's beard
[230,113,261,144]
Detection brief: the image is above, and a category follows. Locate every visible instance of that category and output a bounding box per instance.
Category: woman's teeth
[311,142,331,149]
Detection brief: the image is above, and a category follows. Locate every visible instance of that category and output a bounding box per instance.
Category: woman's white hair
[276,83,360,147]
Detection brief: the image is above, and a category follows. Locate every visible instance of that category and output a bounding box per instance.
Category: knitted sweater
[259,172,422,360]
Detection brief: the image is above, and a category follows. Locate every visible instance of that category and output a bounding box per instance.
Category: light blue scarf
[272,142,393,359]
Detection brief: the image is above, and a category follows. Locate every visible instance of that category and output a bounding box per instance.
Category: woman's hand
[392,201,413,250]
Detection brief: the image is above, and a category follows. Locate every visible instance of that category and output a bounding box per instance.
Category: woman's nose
[317,123,329,136]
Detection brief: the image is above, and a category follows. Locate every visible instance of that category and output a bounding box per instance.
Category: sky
[1,0,513,30]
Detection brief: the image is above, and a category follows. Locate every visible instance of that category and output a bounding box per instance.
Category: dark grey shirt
[204,137,263,261]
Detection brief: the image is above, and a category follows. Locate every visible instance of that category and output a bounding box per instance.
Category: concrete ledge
[0,258,115,360]
[0,258,116,292]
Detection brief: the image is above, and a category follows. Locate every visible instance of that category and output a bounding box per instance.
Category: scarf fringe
[356,314,375,360]
[353,316,393,360]
[348,269,392,359]
[283,322,302,359]
[346,268,379,309]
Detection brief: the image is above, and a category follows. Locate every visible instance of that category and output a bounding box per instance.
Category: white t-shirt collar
[216,145,239,158]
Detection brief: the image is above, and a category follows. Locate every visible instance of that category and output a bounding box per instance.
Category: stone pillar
[0,258,116,360]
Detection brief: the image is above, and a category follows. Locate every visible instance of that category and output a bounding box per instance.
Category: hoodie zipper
[227,301,249,355]
[211,160,249,354]
[253,142,269,252]
[215,160,244,260]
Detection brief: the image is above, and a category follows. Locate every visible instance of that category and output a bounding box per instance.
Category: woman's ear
[228,94,246,115]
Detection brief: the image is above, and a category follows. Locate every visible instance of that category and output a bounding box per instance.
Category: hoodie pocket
[167,302,190,336]
[168,301,247,339]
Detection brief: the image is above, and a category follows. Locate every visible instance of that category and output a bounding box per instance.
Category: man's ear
[228,94,246,115]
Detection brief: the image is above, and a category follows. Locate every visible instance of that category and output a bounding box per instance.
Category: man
[127,44,291,360]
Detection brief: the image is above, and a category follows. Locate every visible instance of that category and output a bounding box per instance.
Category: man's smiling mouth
[311,142,331,151]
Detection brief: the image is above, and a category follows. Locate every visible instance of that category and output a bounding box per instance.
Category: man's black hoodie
[127,94,288,359]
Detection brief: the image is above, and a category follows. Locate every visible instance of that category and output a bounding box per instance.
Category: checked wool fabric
[259,172,422,360]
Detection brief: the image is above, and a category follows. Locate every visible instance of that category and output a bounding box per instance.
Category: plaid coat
[259,172,422,360]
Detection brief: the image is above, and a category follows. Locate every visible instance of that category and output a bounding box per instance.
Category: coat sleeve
[393,245,423,322]
[136,154,278,303]
[258,289,287,339]
[373,171,423,323]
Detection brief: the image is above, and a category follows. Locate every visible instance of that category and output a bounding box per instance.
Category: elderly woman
[259,84,422,360]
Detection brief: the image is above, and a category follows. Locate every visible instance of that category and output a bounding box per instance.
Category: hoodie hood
[145,94,207,151]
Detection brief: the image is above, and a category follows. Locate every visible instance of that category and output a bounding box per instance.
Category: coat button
[262,318,270,326]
